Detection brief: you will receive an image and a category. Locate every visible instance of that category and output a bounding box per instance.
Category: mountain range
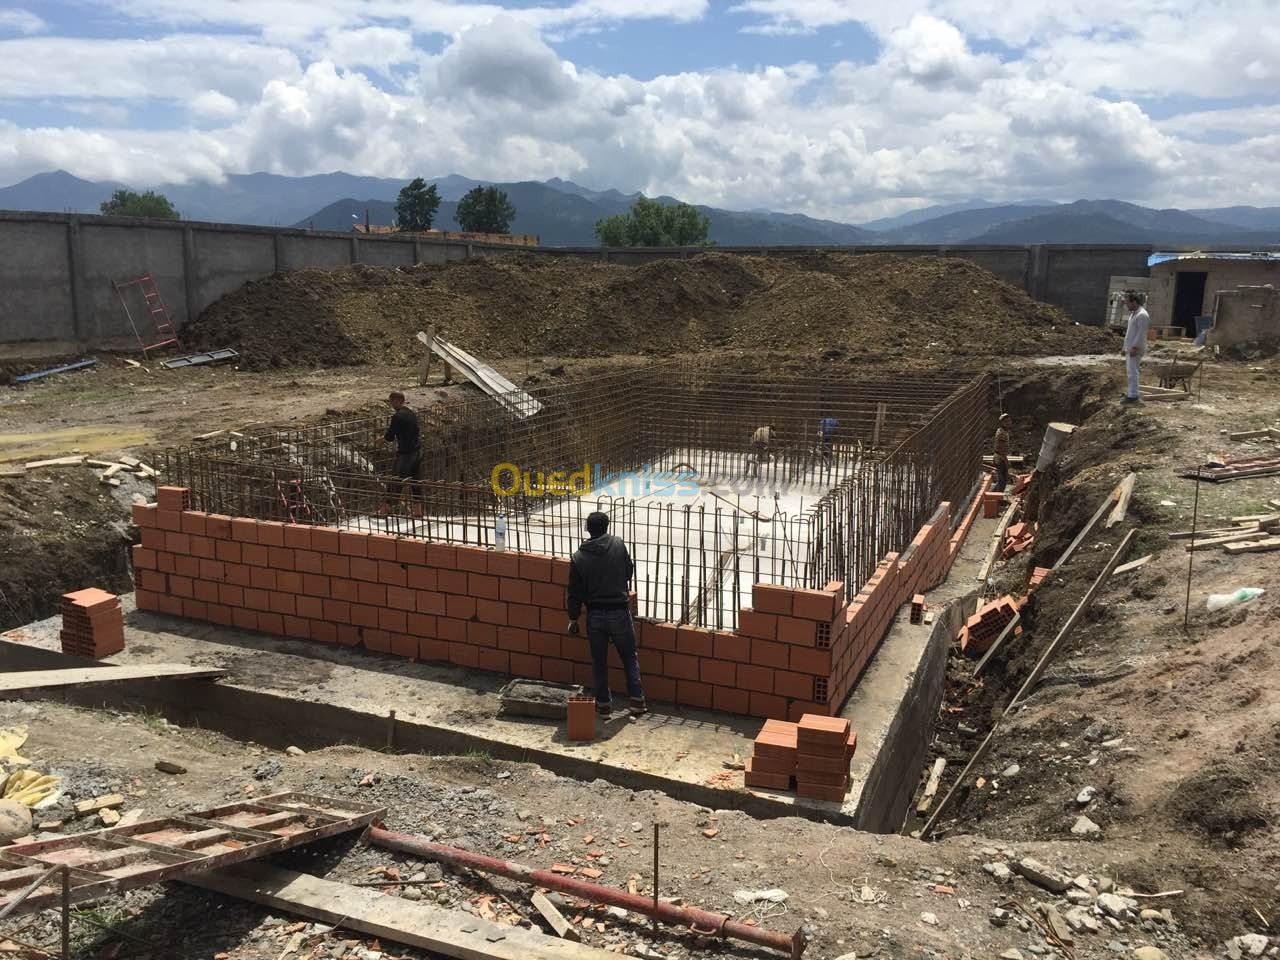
[2,169,1278,248]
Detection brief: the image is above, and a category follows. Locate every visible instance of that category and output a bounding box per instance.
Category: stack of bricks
[982,490,1004,519]
[795,714,855,802]
[61,588,124,658]
[959,596,1020,655]
[745,718,798,790]
[132,484,990,721]
[1002,521,1034,559]
[1028,566,1051,593]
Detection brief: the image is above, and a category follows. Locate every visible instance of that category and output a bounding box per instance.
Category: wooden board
[1052,478,1125,570]
[1112,555,1152,576]
[1223,538,1280,555]
[1105,473,1136,528]
[189,863,621,960]
[0,664,224,693]
[1185,531,1260,551]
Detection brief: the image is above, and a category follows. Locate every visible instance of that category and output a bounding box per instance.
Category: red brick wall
[133,483,984,720]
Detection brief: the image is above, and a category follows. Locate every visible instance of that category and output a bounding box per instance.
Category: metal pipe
[367,826,805,957]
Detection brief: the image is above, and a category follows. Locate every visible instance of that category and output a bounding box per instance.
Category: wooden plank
[1105,473,1136,528]
[1231,513,1279,525]
[531,891,580,941]
[1112,555,1152,576]
[74,794,124,815]
[23,455,84,470]
[1229,429,1273,440]
[1223,538,1280,555]
[1052,478,1125,570]
[1139,392,1190,402]
[916,758,946,816]
[971,611,1021,678]
[1012,530,1136,710]
[188,863,621,960]
[977,502,1018,586]
[0,665,225,694]
[1169,524,1256,540]
[1185,531,1260,551]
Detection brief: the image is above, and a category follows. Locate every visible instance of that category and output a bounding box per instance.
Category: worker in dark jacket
[567,511,646,716]
[383,391,422,511]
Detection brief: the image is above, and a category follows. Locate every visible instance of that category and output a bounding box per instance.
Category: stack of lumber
[1183,454,1280,483]
[1175,512,1280,555]
[11,455,157,486]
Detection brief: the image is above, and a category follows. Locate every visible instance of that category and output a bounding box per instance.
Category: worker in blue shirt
[818,417,839,463]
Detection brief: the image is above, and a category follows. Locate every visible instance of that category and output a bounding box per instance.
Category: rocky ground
[1,322,1279,958]
[0,698,1236,960]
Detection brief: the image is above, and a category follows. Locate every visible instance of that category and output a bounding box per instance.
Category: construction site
[0,244,1277,960]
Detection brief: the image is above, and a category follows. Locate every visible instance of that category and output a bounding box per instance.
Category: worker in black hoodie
[567,511,646,716]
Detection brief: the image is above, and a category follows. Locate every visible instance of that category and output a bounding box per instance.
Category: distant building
[352,224,538,247]
[1147,252,1280,337]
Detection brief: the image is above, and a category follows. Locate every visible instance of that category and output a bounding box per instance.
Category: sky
[0,0,1277,221]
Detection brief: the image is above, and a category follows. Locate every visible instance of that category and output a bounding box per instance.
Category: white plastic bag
[1205,587,1265,612]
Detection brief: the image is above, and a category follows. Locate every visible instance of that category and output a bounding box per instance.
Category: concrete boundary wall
[0,209,1156,344]
[130,476,986,722]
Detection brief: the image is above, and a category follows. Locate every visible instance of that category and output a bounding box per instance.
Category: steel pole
[367,826,804,957]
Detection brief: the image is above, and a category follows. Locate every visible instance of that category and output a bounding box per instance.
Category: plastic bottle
[1205,587,1264,612]
[494,514,507,553]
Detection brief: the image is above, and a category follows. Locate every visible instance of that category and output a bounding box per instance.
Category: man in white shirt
[1122,292,1150,403]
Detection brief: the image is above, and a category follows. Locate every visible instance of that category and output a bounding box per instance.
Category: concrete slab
[2,506,995,829]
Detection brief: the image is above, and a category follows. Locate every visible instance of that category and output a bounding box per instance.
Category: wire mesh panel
[160,364,992,630]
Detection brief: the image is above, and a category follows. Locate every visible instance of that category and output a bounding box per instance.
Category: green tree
[99,189,180,220]
[395,177,441,231]
[594,197,711,247]
[454,186,517,234]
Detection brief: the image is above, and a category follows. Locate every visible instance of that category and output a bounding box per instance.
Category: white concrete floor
[352,449,868,626]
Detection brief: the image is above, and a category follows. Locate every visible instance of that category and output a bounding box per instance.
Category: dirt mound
[186,252,1115,370]
[1171,759,1269,843]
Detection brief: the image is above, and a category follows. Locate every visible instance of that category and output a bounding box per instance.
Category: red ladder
[113,274,181,357]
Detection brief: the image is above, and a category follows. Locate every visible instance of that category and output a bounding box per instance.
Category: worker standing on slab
[818,416,840,463]
[1122,291,1150,403]
[993,412,1012,492]
[748,423,774,477]
[383,391,422,512]
[567,511,646,717]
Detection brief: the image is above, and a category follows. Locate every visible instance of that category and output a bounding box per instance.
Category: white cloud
[0,3,1277,217]
[189,90,240,118]
[0,8,45,35]
[0,35,300,102]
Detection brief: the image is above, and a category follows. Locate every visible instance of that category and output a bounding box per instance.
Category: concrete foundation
[1,504,993,830]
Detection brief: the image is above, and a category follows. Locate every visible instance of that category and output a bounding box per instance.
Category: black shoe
[629,697,648,715]
[595,702,612,717]
[1120,395,1140,404]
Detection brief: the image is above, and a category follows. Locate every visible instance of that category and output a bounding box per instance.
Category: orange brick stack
[960,596,1019,655]
[746,719,798,790]
[1001,521,1034,558]
[795,714,853,802]
[61,588,124,658]
[1028,566,1051,592]
[982,491,1004,519]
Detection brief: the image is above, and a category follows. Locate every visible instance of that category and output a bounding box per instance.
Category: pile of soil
[0,470,135,630]
[186,252,1116,371]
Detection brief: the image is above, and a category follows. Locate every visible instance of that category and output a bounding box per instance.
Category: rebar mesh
[160,362,992,629]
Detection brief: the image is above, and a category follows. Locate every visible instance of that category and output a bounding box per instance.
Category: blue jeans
[586,608,644,708]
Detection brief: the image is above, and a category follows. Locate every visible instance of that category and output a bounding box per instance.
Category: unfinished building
[140,364,991,720]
